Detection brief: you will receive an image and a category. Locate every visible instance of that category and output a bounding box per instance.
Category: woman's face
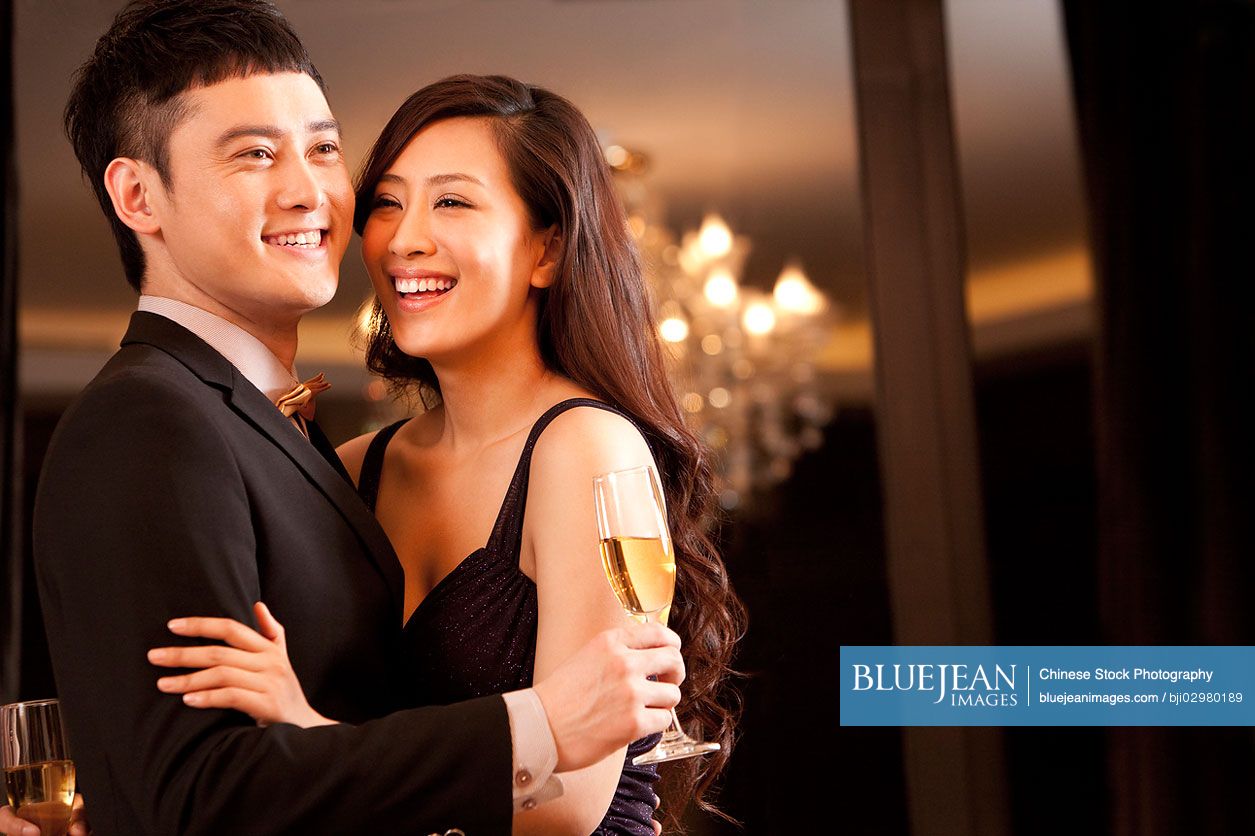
[360,116,557,364]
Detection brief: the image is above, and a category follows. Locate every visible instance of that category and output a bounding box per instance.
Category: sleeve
[32,371,514,835]
[502,689,565,811]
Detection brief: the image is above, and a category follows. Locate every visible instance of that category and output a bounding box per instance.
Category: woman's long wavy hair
[354,74,745,825]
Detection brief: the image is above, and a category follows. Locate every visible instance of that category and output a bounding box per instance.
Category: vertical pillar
[849,2,1008,834]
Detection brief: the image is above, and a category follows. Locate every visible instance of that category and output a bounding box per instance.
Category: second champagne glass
[593,464,720,765]
[2,699,76,836]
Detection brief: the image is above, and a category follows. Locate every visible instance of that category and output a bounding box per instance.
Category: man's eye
[315,143,340,155]
[241,149,272,161]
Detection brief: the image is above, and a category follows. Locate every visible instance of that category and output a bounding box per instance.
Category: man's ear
[531,225,562,289]
[103,157,162,236]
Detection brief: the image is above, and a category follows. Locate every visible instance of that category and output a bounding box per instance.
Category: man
[0,2,682,834]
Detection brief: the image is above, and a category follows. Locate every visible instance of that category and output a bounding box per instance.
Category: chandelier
[607,147,836,511]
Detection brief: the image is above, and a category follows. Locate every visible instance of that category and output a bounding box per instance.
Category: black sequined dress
[357,398,661,835]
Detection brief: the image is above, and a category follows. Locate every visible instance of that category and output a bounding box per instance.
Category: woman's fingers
[155,665,266,695]
[252,602,285,643]
[179,686,271,717]
[166,616,270,652]
[152,605,327,728]
[147,644,265,672]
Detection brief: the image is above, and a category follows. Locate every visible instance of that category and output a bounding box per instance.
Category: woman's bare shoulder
[530,401,654,487]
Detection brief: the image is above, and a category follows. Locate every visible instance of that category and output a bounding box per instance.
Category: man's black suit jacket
[34,312,512,835]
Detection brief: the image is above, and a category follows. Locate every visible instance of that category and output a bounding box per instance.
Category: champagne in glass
[594,464,719,765]
[599,535,675,621]
[2,699,75,836]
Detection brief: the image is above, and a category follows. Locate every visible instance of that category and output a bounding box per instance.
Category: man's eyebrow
[213,119,341,148]
[308,118,342,136]
[214,125,284,147]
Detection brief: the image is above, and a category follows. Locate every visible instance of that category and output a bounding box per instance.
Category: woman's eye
[372,195,402,210]
[314,142,340,156]
[434,197,469,209]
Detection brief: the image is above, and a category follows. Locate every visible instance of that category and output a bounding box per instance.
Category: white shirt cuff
[502,688,564,812]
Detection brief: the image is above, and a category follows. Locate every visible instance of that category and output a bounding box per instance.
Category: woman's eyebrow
[426,172,485,187]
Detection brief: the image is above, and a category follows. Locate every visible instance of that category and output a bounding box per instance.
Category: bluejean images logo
[841,646,1255,726]
[851,662,1019,707]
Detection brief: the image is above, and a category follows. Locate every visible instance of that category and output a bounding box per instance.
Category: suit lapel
[121,312,405,613]
[307,419,353,484]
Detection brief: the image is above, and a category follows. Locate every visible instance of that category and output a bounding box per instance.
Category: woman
[151,75,743,834]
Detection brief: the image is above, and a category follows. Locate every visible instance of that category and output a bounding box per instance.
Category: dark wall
[13,401,61,699]
[2,0,21,703]
[977,345,1106,836]
[715,406,905,834]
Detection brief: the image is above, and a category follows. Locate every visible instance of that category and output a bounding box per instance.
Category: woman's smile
[389,268,458,312]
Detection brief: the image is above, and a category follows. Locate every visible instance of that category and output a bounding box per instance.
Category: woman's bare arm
[517,406,659,836]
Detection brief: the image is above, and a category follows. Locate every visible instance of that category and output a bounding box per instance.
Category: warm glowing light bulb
[659,317,690,343]
[698,214,734,258]
[742,301,777,335]
[604,145,629,168]
[704,268,739,308]
[701,334,724,355]
[773,263,825,315]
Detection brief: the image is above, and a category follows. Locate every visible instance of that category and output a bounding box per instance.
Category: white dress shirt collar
[137,295,301,403]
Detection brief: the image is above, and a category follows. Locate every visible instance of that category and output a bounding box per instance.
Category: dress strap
[486,397,644,556]
[357,418,409,512]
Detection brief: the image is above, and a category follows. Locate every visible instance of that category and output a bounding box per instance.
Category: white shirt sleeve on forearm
[502,688,565,811]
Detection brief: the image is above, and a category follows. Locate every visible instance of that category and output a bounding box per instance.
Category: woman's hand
[147,602,335,728]
[0,793,90,835]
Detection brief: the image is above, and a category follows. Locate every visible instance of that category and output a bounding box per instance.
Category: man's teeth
[394,277,456,294]
[264,230,323,247]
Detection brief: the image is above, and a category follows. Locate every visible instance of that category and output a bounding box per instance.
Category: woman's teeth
[264,230,323,247]
[394,277,456,294]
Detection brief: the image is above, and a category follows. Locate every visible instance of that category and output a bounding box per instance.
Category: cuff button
[516,768,533,786]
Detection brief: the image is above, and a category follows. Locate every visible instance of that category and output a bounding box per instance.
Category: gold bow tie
[275,373,331,420]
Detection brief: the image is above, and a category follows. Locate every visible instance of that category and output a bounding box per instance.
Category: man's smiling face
[144,71,353,329]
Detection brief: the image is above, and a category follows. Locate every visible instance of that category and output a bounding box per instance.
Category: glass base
[631,733,721,765]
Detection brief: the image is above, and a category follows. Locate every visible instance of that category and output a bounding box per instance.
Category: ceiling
[14,0,1092,392]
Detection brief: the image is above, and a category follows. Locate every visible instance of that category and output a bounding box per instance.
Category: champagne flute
[2,699,75,836]
[594,464,720,765]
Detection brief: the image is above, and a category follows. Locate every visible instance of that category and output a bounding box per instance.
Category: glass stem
[662,707,686,740]
[642,610,692,738]
[644,609,687,740]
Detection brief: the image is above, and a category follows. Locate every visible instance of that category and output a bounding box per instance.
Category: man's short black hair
[64,0,326,290]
